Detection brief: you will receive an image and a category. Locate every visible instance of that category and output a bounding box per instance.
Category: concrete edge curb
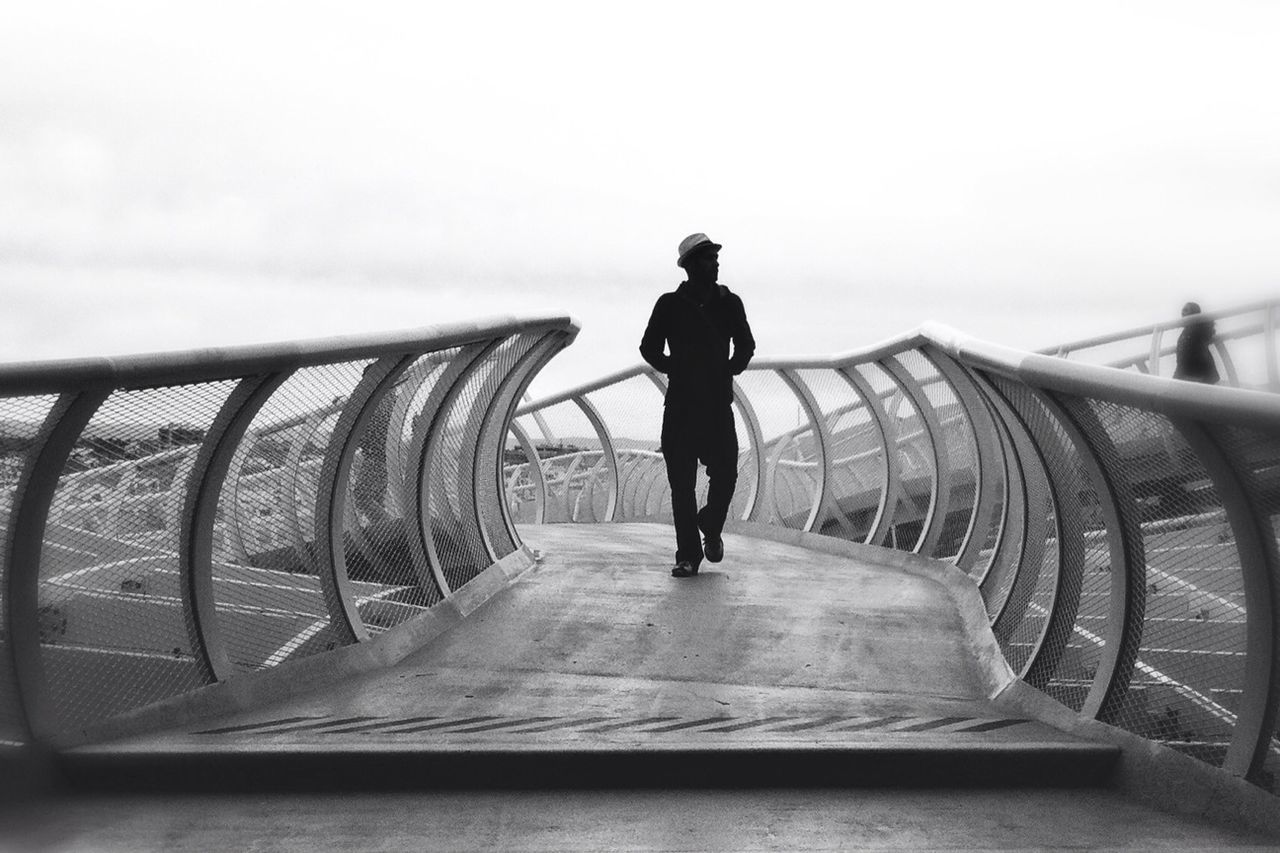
[67,547,537,749]
[722,522,1016,698]
[995,680,1280,839]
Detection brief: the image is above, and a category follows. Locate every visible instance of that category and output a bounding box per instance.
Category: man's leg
[698,405,739,548]
[662,408,703,572]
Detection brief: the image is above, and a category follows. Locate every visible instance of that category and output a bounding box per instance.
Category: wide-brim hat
[677,233,722,267]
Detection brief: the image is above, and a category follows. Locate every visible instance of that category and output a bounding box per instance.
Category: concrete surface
[14,523,1277,850]
[82,524,1093,755]
[5,787,1278,851]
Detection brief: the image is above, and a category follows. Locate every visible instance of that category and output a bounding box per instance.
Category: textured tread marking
[766,715,858,732]
[830,715,910,732]
[641,716,733,733]
[445,716,561,734]
[506,716,614,733]
[257,715,384,733]
[892,716,973,733]
[954,718,1029,733]
[195,716,326,735]
[702,716,793,733]
[388,715,504,734]
[321,716,440,735]
[579,716,680,733]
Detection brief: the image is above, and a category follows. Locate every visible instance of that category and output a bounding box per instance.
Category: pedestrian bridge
[2,303,1279,848]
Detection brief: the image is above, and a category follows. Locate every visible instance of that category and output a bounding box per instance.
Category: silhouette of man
[640,233,755,577]
[1173,301,1220,385]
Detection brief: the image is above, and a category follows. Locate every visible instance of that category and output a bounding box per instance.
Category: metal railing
[1041,298,1280,392]
[0,315,578,746]
[509,324,1280,790]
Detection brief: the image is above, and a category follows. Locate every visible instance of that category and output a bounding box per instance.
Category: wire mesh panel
[1072,399,1244,766]
[37,383,233,731]
[848,362,929,550]
[214,363,370,672]
[973,385,1032,618]
[575,376,663,521]
[505,415,547,525]
[794,368,882,542]
[1217,424,1280,790]
[426,338,534,591]
[982,376,1086,703]
[514,399,608,525]
[337,352,458,635]
[0,394,57,745]
[899,351,979,562]
[735,369,816,529]
[476,335,557,561]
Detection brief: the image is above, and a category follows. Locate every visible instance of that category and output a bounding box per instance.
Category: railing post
[980,374,1088,689]
[474,332,567,557]
[3,390,109,742]
[507,420,548,524]
[572,394,620,524]
[1171,419,1280,781]
[1049,395,1148,723]
[981,381,1054,650]
[180,372,291,681]
[417,340,505,595]
[924,348,1004,572]
[879,355,952,556]
[777,370,840,535]
[731,378,766,523]
[315,355,417,645]
[837,365,899,547]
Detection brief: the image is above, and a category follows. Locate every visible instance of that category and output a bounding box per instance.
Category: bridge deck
[86,524,1088,756]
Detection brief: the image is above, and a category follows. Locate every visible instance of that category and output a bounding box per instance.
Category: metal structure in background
[508,322,1280,790]
[1043,298,1280,392]
[0,316,578,745]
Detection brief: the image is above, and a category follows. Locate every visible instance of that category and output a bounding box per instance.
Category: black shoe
[671,560,696,578]
[703,534,724,563]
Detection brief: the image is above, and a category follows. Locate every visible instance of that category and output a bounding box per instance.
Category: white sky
[2,1,1278,396]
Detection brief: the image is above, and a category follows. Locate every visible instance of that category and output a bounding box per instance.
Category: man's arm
[639,296,672,373]
[727,294,755,375]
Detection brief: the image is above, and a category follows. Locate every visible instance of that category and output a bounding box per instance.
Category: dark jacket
[1173,319,1220,384]
[639,281,755,408]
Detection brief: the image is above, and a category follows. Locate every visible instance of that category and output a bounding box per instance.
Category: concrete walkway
[12,524,1280,850]
[89,524,1082,755]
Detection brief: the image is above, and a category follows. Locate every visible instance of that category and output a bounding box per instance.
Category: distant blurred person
[640,233,755,578]
[1173,302,1220,385]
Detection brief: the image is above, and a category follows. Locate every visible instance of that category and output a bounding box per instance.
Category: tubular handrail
[1039,298,1276,357]
[0,316,574,396]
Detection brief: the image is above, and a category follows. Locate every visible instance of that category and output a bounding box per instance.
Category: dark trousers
[662,402,738,568]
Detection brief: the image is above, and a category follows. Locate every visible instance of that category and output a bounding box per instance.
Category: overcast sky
[2,1,1278,395]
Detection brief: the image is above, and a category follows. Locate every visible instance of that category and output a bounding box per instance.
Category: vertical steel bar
[730,378,766,523]
[572,393,620,524]
[315,355,416,645]
[179,372,291,682]
[473,333,565,558]
[1171,418,1280,781]
[417,340,504,596]
[880,354,951,556]
[924,348,1004,572]
[3,390,110,743]
[1051,394,1148,724]
[777,370,834,534]
[838,364,899,547]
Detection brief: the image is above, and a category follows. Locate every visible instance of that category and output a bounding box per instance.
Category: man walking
[640,233,755,577]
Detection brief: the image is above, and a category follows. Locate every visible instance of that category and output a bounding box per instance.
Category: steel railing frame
[1042,297,1280,390]
[513,320,1280,786]
[0,315,579,745]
